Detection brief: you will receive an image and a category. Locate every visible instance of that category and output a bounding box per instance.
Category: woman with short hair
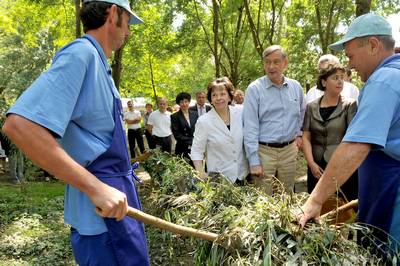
[190,77,249,184]
[302,61,358,201]
[170,92,198,165]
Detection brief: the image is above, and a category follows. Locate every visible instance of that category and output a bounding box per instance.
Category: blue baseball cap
[329,13,392,51]
[83,0,143,25]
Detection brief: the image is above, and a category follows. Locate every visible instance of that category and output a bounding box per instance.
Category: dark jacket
[189,104,211,116]
[171,110,198,155]
[302,96,357,163]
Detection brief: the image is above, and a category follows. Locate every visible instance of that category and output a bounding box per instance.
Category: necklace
[217,108,230,124]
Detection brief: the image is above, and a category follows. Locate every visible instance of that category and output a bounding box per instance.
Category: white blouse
[190,105,249,183]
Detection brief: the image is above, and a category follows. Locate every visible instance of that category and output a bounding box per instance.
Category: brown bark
[212,0,220,77]
[244,0,264,60]
[148,56,158,102]
[217,3,247,87]
[75,0,81,38]
[315,0,345,53]
[245,0,284,62]
[315,2,325,52]
[192,0,219,77]
[355,0,371,17]
[111,47,124,91]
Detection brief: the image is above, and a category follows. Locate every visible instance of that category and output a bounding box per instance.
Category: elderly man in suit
[189,91,211,116]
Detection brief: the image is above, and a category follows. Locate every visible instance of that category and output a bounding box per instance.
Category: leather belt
[259,139,295,148]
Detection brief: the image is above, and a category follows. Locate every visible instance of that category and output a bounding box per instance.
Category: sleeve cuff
[248,153,261,167]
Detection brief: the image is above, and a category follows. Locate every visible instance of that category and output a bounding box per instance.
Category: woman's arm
[302,131,323,178]
[190,118,208,178]
[192,160,207,179]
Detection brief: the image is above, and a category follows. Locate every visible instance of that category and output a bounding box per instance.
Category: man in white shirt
[233,89,245,105]
[189,91,211,116]
[305,54,359,104]
[147,98,172,153]
[124,100,145,159]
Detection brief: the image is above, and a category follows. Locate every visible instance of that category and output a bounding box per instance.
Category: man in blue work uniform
[298,13,400,255]
[2,1,149,265]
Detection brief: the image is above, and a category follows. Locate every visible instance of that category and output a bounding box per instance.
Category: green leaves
[141,150,392,265]
[0,182,73,265]
[0,0,72,121]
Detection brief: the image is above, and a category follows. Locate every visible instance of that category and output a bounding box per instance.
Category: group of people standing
[124,80,248,185]
[123,92,210,157]
[1,0,399,262]
[125,43,359,203]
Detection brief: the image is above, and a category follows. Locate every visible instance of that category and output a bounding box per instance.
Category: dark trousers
[174,142,194,167]
[145,130,156,149]
[153,135,172,153]
[307,158,358,201]
[127,129,145,158]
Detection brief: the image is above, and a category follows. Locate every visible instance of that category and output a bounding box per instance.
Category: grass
[0,181,75,266]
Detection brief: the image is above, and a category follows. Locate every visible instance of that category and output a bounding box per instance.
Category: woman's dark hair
[80,2,124,33]
[175,92,191,104]
[206,77,234,104]
[316,62,345,91]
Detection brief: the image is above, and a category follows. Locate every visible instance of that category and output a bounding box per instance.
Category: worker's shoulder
[54,38,99,64]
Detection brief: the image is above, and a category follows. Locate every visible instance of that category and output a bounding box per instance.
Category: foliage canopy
[0,0,399,111]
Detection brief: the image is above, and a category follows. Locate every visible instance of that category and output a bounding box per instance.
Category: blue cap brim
[128,11,143,25]
[328,36,356,51]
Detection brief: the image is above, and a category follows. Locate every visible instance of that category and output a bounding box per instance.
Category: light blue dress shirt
[243,75,305,166]
[8,34,120,235]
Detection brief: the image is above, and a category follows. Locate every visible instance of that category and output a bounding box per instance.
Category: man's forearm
[125,118,141,124]
[2,115,102,195]
[310,142,370,205]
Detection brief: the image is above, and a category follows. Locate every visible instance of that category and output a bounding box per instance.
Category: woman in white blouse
[190,77,249,184]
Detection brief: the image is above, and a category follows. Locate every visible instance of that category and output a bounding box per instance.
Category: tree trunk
[75,0,81,38]
[355,0,371,17]
[149,56,158,102]
[212,0,220,77]
[193,0,221,77]
[244,0,264,60]
[315,2,325,53]
[111,47,124,91]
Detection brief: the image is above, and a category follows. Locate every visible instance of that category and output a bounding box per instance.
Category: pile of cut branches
[140,150,395,265]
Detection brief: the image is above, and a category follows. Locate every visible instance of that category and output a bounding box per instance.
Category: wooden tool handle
[320,199,358,219]
[127,207,219,242]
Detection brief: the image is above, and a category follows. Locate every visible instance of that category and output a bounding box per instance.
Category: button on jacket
[190,105,249,182]
[171,110,198,155]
